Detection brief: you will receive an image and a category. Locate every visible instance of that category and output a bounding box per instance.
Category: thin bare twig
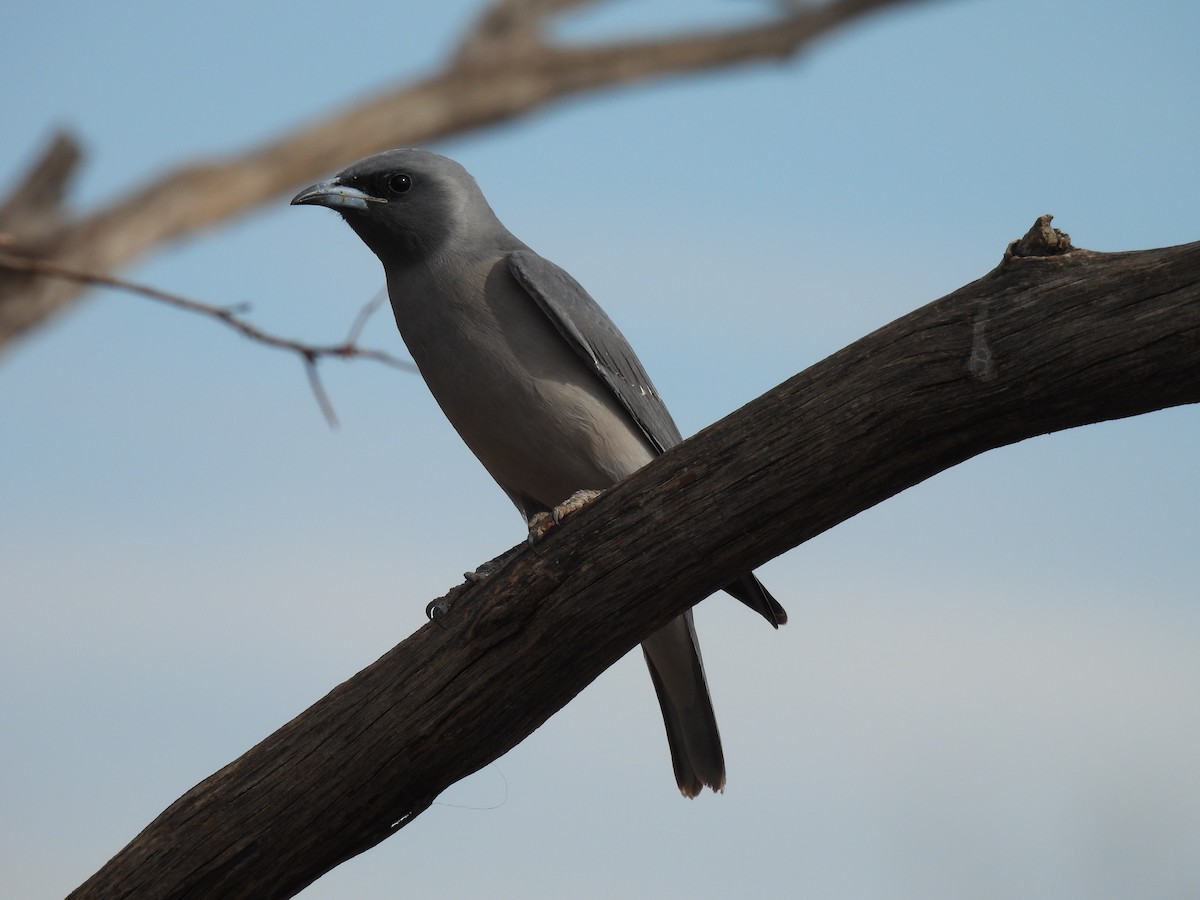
[344,287,390,347]
[302,356,340,428]
[0,252,415,424]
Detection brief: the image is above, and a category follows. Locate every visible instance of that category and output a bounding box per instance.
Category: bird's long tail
[641,610,725,797]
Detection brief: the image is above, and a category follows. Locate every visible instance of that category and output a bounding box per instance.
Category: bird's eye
[387,173,413,194]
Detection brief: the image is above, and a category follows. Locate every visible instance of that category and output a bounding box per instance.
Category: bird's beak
[290,179,378,210]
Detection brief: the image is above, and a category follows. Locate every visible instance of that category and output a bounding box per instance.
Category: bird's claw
[527,511,555,544]
[464,559,501,583]
[426,597,452,627]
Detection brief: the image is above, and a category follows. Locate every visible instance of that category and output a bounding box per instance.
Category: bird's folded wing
[507,249,683,454]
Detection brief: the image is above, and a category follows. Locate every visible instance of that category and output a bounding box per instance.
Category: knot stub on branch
[1005,214,1075,261]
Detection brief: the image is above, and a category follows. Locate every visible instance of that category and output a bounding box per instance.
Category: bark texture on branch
[70,227,1200,899]
[0,0,924,355]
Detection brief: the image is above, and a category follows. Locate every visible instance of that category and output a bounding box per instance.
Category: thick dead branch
[0,0,927,354]
[70,225,1200,900]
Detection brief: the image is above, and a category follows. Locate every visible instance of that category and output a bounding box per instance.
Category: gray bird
[292,149,786,797]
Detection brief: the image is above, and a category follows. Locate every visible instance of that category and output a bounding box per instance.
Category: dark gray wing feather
[507,249,682,453]
[507,249,787,629]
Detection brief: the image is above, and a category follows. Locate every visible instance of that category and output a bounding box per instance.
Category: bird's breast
[386,257,654,512]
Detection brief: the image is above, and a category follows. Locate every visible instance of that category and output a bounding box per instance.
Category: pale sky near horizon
[3,1,1198,898]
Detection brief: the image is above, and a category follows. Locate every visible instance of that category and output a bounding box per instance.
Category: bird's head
[291,149,495,265]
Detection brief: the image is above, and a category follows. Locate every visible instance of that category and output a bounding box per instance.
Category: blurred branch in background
[0,251,413,424]
[0,0,928,356]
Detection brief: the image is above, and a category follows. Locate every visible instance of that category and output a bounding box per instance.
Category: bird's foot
[552,489,605,524]
[527,512,554,543]
[527,489,605,543]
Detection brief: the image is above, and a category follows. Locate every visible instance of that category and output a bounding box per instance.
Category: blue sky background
[2,1,1198,897]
